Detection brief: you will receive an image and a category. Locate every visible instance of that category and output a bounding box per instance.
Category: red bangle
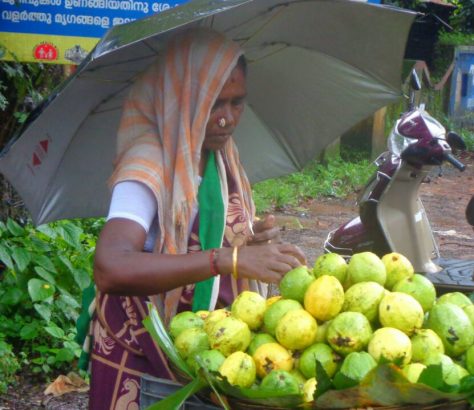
[209,248,220,276]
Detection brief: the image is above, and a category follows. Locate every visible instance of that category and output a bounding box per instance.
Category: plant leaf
[0,243,14,270]
[34,267,56,285]
[145,377,207,410]
[11,247,31,272]
[28,278,55,302]
[45,325,65,339]
[32,254,56,273]
[57,222,82,249]
[34,303,52,322]
[6,219,24,236]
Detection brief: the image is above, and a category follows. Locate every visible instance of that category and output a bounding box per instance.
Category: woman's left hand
[247,214,281,245]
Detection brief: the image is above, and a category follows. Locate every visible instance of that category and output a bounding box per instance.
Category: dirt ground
[0,153,473,410]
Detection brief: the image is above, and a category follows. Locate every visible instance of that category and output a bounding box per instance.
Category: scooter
[324,71,474,293]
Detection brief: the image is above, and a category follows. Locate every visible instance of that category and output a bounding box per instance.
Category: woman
[89,28,306,409]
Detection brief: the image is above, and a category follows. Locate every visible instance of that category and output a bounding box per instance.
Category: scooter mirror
[447,131,467,151]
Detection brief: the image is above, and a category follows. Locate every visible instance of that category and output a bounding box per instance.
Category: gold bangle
[232,246,239,279]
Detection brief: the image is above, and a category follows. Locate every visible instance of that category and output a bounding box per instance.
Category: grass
[252,156,376,213]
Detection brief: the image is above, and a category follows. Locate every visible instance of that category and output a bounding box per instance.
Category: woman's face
[203,64,247,152]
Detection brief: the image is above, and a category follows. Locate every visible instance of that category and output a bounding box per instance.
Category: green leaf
[143,303,193,378]
[57,222,82,249]
[0,288,23,305]
[0,243,14,270]
[36,224,57,240]
[55,348,75,362]
[28,278,55,302]
[58,255,74,272]
[332,371,359,390]
[418,364,445,390]
[71,267,91,290]
[145,377,207,410]
[32,254,56,273]
[11,247,31,272]
[45,325,65,339]
[34,267,56,285]
[20,322,39,340]
[6,219,24,236]
[34,303,52,322]
[315,360,333,398]
[58,293,80,309]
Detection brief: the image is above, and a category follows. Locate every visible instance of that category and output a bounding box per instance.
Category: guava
[378,292,424,335]
[326,311,373,356]
[298,342,341,379]
[304,275,344,321]
[342,281,385,322]
[289,368,307,390]
[266,295,282,308]
[247,333,277,356]
[207,316,251,357]
[313,253,348,284]
[402,362,426,383]
[252,342,294,378]
[279,266,314,303]
[463,304,474,327]
[219,351,256,388]
[392,274,436,312]
[455,363,469,381]
[381,252,414,290]
[437,292,473,309]
[302,377,317,404]
[314,320,331,343]
[426,302,474,357]
[231,290,267,330]
[410,328,444,363]
[169,311,204,340]
[423,353,460,385]
[263,299,303,336]
[195,310,210,320]
[345,252,386,288]
[174,327,210,359]
[338,351,377,383]
[187,349,226,375]
[276,309,318,351]
[260,369,301,395]
[368,327,412,365]
[203,308,232,335]
[466,345,474,374]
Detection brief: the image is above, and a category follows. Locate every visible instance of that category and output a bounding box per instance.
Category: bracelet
[209,248,220,276]
[232,246,239,279]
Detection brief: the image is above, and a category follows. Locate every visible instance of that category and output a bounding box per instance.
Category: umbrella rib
[84,53,158,74]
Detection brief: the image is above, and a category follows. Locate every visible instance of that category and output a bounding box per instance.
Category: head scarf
[109,28,255,319]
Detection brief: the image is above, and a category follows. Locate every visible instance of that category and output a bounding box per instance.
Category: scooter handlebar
[443,153,466,171]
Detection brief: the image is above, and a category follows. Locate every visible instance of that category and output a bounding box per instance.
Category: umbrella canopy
[0,0,416,225]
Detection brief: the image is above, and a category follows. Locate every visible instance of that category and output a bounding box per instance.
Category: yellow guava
[219,351,256,388]
[266,295,282,307]
[368,327,412,365]
[263,299,303,336]
[231,290,267,330]
[279,266,314,303]
[378,292,424,336]
[302,377,317,404]
[342,281,385,322]
[252,342,294,378]
[195,310,210,320]
[174,327,210,360]
[381,252,414,290]
[392,274,437,312]
[169,311,204,340]
[345,252,386,288]
[203,308,232,335]
[304,275,344,321]
[410,328,444,363]
[247,333,276,356]
[402,362,426,383]
[207,316,251,357]
[313,253,348,284]
[298,342,341,379]
[326,312,373,356]
[276,309,318,351]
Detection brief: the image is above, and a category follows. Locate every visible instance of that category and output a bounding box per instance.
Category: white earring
[218,118,226,128]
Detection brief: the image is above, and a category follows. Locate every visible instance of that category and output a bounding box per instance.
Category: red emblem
[33,43,58,61]
[31,138,50,167]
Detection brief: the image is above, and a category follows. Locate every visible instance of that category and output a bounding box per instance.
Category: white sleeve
[107,181,157,233]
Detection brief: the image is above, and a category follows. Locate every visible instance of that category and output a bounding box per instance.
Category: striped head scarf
[109,28,255,320]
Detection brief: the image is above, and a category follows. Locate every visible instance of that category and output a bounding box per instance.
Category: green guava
[410,328,444,363]
[219,351,256,388]
[314,320,331,343]
[260,369,301,395]
[381,252,414,290]
[174,327,210,360]
[368,327,412,365]
[437,292,473,309]
[463,304,474,327]
[203,308,232,335]
[304,275,344,321]
[466,345,474,374]
[188,349,225,374]
[298,342,342,379]
[208,316,251,357]
[338,351,377,383]
[252,342,294,378]
[276,309,318,351]
[247,333,276,356]
[313,253,348,284]
[279,266,315,303]
[378,292,424,335]
[426,302,474,357]
[345,252,386,288]
[402,362,426,383]
[326,311,373,356]
[289,368,307,390]
[263,299,303,336]
[392,274,437,312]
[342,281,385,322]
[169,311,204,340]
[231,290,267,330]
[423,352,461,385]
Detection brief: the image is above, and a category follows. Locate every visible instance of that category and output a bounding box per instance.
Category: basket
[139,374,221,410]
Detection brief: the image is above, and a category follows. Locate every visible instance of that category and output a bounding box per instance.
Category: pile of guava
[165,251,474,408]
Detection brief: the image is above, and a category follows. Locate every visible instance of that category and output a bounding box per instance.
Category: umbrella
[0,0,416,226]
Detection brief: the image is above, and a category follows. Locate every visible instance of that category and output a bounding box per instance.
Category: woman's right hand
[228,243,307,284]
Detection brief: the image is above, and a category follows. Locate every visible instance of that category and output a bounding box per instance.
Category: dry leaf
[44,372,89,397]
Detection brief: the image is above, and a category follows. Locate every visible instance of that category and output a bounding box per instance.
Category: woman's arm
[93,218,306,296]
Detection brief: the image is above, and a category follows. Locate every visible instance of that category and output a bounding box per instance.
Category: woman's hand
[234,242,307,284]
[247,214,282,245]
